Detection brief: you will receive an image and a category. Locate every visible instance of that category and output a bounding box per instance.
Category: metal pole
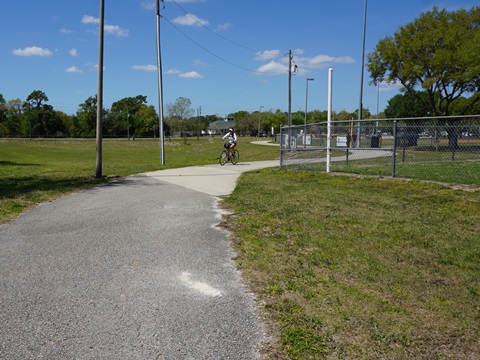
[304,78,314,148]
[95,0,105,178]
[257,105,264,139]
[357,0,367,148]
[392,120,397,177]
[156,0,165,165]
[197,106,200,140]
[288,50,292,127]
[327,69,333,173]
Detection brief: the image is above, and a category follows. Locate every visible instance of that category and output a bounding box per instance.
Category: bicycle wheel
[230,150,239,165]
[219,150,228,166]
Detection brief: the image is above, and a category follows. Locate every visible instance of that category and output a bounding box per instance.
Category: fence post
[392,120,397,177]
[279,125,284,168]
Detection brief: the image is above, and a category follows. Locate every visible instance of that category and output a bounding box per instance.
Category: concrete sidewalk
[143,160,279,196]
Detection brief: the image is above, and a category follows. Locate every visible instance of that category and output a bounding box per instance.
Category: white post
[327,68,333,173]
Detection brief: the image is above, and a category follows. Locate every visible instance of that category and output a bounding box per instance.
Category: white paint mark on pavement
[179,272,222,297]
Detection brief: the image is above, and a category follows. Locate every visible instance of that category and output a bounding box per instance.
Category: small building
[207,118,235,135]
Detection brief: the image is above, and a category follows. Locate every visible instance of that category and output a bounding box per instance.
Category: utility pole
[95,0,105,178]
[197,106,201,140]
[288,50,292,127]
[357,0,367,148]
[156,0,165,164]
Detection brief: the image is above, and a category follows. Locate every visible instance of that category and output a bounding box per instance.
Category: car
[419,131,431,137]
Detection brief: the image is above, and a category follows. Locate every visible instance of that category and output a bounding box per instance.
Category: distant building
[207,117,235,135]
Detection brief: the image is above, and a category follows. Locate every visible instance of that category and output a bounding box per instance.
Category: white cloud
[141,1,156,10]
[193,59,208,68]
[142,0,206,7]
[255,61,288,76]
[12,46,53,57]
[216,23,232,31]
[81,15,129,37]
[104,24,129,37]
[60,28,73,34]
[132,64,157,71]
[256,50,281,61]
[166,69,181,75]
[254,50,355,75]
[179,71,203,79]
[69,49,78,57]
[81,15,99,24]
[66,66,83,73]
[172,13,209,27]
[306,54,354,68]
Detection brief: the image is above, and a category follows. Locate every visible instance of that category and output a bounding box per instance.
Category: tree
[111,95,148,138]
[368,6,480,116]
[136,104,158,137]
[0,94,7,136]
[76,95,98,137]
[384,91,431,118]
[23,90,60,137]
[166,97,194,136]
[228,110,251,136]
[5,99,24,136]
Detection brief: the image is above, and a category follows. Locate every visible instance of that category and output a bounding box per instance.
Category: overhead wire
[170,0,258,54]
[161,16,261,74]
[161,1,287,75]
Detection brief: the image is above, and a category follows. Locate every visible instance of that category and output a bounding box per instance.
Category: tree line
[0,89,478,139]
[0,91,377,138]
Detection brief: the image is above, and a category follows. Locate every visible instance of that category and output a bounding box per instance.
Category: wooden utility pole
[95,0,105,178]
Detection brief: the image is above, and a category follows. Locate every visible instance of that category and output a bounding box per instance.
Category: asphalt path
[0,160,280,359]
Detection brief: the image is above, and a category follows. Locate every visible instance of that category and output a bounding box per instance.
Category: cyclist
[222,128,237,160]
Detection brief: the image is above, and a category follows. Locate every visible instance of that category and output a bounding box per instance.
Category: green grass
[223,170,480,359]
[0,137,278,223]
[2,137,480,359]
[287,146,480,185]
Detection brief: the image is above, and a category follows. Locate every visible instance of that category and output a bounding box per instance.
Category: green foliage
[385,91,431,118]
[368,6,480,116]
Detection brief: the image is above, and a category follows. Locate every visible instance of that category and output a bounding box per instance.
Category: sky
[1,0,479,118]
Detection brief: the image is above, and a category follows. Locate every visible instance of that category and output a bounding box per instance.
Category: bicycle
[219,143,239,166]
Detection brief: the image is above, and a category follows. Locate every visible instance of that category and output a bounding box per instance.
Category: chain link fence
[279,115,480,186]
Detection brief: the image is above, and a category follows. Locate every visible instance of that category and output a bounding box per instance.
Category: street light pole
[257,105,264,139]
[304,78,314,147]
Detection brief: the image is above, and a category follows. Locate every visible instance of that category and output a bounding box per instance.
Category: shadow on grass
[0,176,105,199]
[0,161,41,166]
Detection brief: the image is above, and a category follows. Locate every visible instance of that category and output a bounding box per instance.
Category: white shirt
[222,132,237,143]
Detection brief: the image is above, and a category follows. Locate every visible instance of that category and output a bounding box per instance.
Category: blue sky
[1,0,478,118]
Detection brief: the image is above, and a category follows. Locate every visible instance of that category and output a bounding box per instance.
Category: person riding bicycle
[222,128,237,159]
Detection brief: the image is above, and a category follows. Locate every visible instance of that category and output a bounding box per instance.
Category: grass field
[2,137,479,359]
[223,170,480,359]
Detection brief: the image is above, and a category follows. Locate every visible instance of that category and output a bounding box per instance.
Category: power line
[161,16,259,73]
[170,0,258,54]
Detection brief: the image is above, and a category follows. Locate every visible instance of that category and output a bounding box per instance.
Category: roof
[208,120,235,130]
